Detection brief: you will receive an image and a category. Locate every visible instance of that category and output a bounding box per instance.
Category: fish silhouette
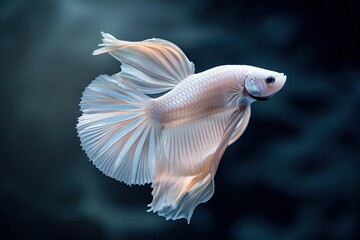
[77,32,287,223]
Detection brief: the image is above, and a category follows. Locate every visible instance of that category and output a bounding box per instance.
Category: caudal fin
[77,74,158,185]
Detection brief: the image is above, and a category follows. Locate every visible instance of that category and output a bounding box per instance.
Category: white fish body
[77,32,286,223]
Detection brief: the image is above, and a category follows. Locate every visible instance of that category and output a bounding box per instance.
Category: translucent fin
[93,32,195,94]
[148,107,247,222]
[77,74,158,185]
[148,171,214,223]
[228,106,251,145]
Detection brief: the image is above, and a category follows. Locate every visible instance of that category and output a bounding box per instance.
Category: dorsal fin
[93,32,195,94]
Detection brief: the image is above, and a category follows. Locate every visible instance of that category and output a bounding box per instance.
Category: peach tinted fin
[93,32,195,94]
[148,107,247,222]
[77,74,159,185]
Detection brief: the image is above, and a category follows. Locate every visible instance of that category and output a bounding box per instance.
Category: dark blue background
[1,0,359,239]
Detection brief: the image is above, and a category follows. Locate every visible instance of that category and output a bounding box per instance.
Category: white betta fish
[77,32,286,223]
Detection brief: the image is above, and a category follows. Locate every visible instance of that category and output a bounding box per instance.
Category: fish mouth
[247,92,275,101]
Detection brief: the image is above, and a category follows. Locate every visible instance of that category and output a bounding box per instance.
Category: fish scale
[151,66,241,125]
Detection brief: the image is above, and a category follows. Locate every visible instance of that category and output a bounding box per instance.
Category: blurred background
[1,0,359,239]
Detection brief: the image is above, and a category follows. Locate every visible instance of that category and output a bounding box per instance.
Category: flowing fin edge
[77,74,158,185]
[147,107,247,222]
[92,32,195,94]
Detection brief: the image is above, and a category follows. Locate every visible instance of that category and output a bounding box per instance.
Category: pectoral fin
[228,105,251,145]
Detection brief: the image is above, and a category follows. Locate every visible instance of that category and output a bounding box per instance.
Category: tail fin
[77,74,158,185]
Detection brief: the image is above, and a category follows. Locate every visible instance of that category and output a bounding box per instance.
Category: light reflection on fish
[77,32,287,223]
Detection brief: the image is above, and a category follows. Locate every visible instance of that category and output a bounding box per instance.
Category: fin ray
[77,74,158,185]
[228,105,251,145]
[93,32,195,94]
[148,107,248,222]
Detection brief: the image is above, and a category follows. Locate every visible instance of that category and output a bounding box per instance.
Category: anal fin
[148,107,247,222]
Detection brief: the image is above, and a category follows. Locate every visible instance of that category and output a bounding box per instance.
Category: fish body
[151,66,241,125]
[77,32,286,222]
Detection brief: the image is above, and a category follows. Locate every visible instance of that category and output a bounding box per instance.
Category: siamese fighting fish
[77,32,287,223]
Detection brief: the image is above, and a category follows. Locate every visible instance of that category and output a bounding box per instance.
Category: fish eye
[265,76,275,84]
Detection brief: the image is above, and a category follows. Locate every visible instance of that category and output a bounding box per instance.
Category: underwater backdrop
[1,0,359,239]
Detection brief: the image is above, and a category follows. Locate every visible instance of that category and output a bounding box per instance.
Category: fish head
[244,66,287,101]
